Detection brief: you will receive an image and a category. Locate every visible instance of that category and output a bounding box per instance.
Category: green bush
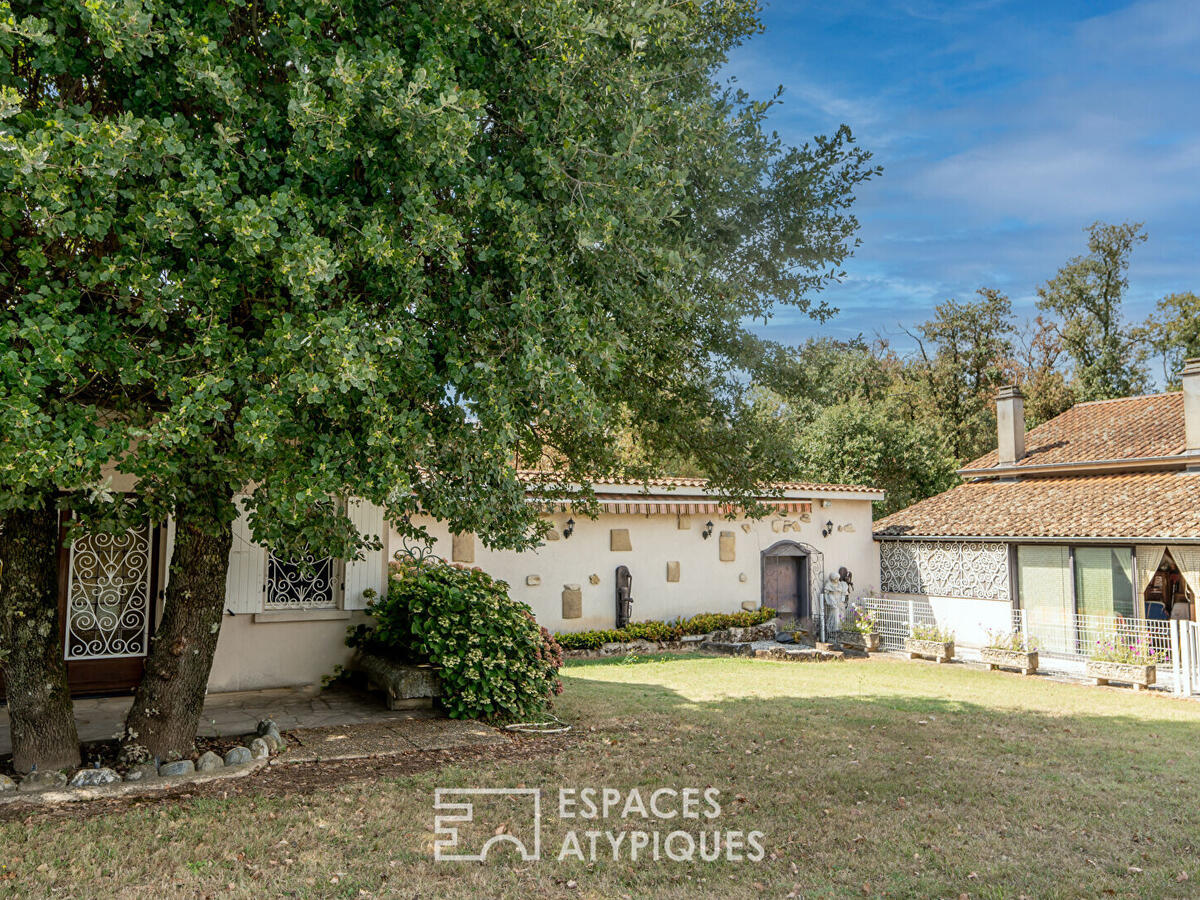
[555,608,776,650]
[349,560,562,722]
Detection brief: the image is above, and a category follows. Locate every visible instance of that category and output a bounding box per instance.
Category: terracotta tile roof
[515,470,884,496]
[963,391,1185,471]
[874,471,1200,540]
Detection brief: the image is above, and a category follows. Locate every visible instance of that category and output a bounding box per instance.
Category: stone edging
[0,756,271,807]
[0,718,286,806]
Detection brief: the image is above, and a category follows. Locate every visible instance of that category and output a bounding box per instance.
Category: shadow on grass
[545,659,1200,896]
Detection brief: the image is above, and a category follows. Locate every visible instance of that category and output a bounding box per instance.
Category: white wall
[883,592,1013,648]
[406,498,880,633]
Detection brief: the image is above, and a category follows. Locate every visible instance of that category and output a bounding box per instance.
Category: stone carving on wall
[879,540,1009,602]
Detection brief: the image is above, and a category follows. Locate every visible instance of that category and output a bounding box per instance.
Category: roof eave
[874,532,1200,544]
[957,453,1191,479]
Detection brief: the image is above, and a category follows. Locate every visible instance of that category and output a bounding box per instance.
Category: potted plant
[839,605,881,652]
[904,624,955,663]
[981,629,1038,675]
[1086,633,1159,691]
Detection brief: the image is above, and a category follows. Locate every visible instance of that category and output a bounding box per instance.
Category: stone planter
[839,631,881,652]
[904,637,954,663]
[709,619,778,644]
[1086,659,1156,691]
[357,652,442,709]
[981,647,1038,676]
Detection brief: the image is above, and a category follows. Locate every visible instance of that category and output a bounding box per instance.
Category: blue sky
[726,0,1200,353]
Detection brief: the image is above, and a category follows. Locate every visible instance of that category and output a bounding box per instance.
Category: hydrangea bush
[349,560,562,722]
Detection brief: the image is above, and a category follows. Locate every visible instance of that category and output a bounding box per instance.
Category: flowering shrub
[1089,632,1160,665]
[910,623,954,643]
[983,629,1037,652]
[556,608,776,651]
[349,560,563,722]
[841,605,879,635]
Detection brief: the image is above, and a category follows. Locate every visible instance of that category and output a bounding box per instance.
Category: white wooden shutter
[224,496,268,615]
[344,499,386,610]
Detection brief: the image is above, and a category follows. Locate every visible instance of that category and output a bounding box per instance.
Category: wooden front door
[763,554,807,618]
[58,522,163,695]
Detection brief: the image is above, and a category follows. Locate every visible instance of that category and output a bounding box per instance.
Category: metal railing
[1010,608,1173,664]
[856,596,938,651]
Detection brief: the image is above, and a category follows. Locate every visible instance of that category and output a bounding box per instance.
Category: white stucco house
[54,473,884,697]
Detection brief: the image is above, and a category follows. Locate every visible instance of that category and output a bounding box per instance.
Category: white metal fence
[1009,608,1173,665]
[857,596,938,651]
[856,596,1200,697]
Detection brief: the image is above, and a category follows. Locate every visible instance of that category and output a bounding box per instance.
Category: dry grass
[3,654,1200,898]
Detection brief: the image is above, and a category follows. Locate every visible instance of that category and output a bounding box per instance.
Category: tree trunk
[0,500,81,774]
[121,497,233,762]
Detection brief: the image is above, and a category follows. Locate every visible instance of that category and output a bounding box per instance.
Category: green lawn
[4,654,1200,898]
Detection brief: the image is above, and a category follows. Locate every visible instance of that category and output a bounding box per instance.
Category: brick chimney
[1182,358,1200,460]
[996,385,1026,467]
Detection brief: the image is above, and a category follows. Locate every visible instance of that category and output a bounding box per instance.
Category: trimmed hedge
[556,608,776,651]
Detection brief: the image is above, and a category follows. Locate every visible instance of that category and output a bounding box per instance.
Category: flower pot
[1086,659,1156,691]
[904,637,954,663]
[981,647,1038,676]
[840,631,881,652]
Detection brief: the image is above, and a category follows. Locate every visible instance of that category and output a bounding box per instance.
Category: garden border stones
[0,718,286,807]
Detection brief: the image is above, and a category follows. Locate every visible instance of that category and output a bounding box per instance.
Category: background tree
[1007,315,1075,428]
[906,289,1015,460]
[1036,221,1150,401]
[1140,292,1200,388]
[3,0,878,758]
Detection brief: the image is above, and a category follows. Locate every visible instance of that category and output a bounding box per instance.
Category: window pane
[1074,547,1134,619]
[1018,545,1071,653]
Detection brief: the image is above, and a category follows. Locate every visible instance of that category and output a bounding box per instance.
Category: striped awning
[550,494,813,516]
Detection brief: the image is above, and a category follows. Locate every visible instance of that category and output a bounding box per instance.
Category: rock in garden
[159,760,195,777]
[124,762,159,782]
[249,738,271,760]
[18,770,68,792]
[0,774,16,792]
[196,751,223,772]
[256,719,283,745]
[69,767,121,788]
[224,746,253,766]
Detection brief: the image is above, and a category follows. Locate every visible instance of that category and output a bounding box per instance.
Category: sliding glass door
[1017,546,1072,654]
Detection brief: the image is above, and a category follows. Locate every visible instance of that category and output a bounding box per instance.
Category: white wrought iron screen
[265,551,338,610]
[879,540,1009,602]
[65,527,153,661]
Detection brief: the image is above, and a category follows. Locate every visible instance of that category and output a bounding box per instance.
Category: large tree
[1037,221,1150,402]
[1140,292,1200,388]
[3,1,877,759]
[907,289,1015,461]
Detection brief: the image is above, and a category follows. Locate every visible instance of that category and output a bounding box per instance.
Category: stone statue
[823,570,851,633]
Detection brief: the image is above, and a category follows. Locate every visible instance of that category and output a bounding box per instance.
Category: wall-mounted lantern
[701,521,714,540]
[563,518,575,539]
[821,520,834,538]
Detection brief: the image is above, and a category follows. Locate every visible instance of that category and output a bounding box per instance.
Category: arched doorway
[761,540,822,622]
